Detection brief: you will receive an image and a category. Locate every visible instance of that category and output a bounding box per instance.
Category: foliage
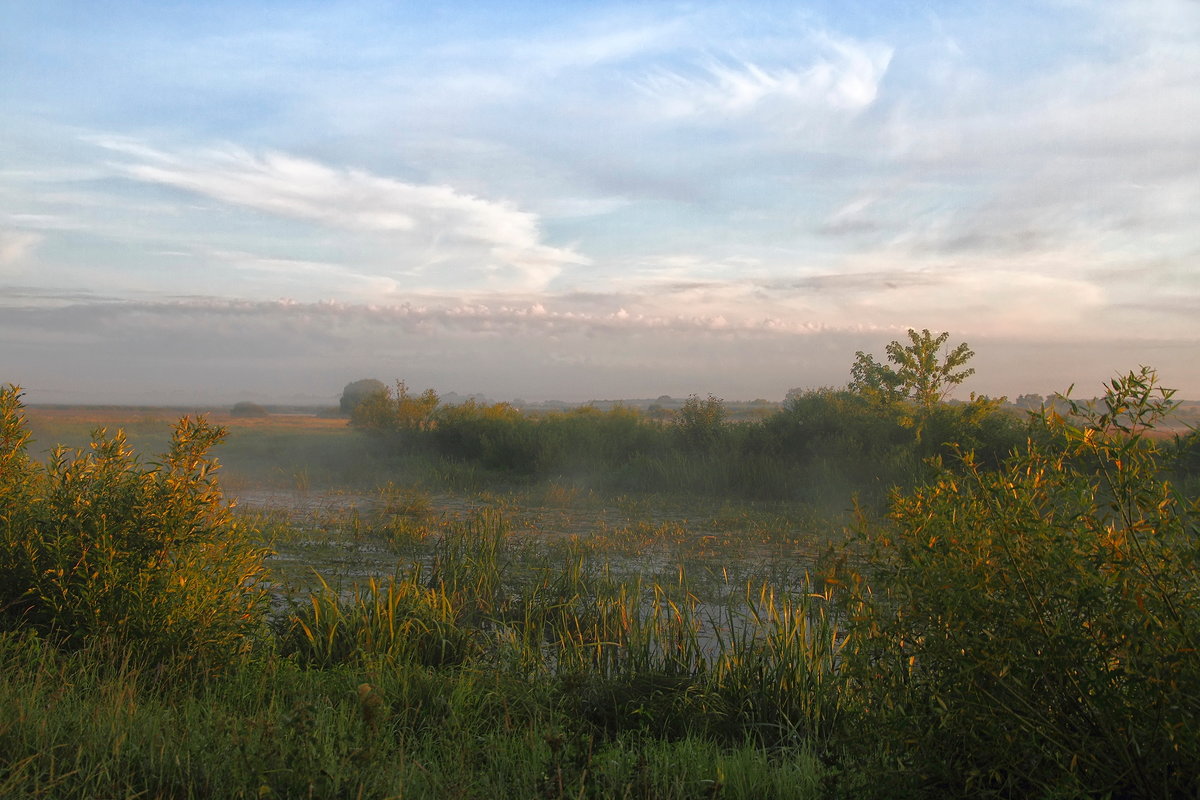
[341,370,1024,506]
[0,628,830,799]
[9,363,1200,797]
[432,399,537,472]
[848,352,905,405]
[759,388,1025,508]
[845,367,1200,796]
[230,401,268,418]
[851,329,975,408]
[350,380,440,433]
[0,385,268,669]
[338,377,387,415]
[675,393,727,450]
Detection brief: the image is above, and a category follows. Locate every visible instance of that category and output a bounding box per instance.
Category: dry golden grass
[23,406,347,431]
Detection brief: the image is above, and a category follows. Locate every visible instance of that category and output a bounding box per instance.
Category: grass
[0,537,839,798]
[10,373,1200,798]
[22,406,391,492]
[8,401,850,798]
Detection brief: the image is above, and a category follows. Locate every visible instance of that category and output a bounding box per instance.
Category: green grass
[7,372,1200,798]
[0,625,833,799]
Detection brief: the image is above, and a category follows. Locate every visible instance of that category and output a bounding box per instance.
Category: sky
[2,0,1198,405]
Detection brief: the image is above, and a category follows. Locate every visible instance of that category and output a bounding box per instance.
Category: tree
[1014,393,1045,411]
[230,401,268,418]
[850,329,975,408]
[351,380,440,432]
[339,378,387,416]
[675,393,726,449]
[848,353,905,405]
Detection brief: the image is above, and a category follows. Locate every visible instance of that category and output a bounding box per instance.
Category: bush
[846,368,1200,796]
[0,385,268,670]
[339,377,387,416]
[230,401,268,417]
[350,380,439,432]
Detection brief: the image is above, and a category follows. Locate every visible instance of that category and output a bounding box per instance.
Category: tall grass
[6,371,1199,797]
[269,508,850,757]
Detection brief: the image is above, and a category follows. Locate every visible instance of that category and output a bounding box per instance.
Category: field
[5,370,1200,798]
[10,403,850,798]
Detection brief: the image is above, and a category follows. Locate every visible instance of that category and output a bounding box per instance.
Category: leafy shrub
[0,385,268,669]
[338,377,387,415]
[846,368,1200,796]
[351,380,439,432]
[675,394,727,451]
[230,400,268,417]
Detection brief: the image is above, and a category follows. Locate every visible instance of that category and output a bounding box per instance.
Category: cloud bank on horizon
[2,1,1198,403]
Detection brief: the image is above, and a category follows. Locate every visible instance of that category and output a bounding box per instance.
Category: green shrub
[846,368,1200,796]
[0,385,268,669]
[230,400,268,417]
[351,380,439,432]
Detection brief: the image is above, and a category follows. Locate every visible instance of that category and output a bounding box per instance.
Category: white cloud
[637,32,893,120]
[93,138,589,291]
[0,229,41,268]
[517,17,686,73]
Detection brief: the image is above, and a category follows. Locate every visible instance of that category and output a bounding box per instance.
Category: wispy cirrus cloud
[92,137,589,291]
[636,32,893,120]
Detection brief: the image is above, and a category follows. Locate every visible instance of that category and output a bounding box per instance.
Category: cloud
[817,195,882,236]
[0,229,41,268]
[0,292,843,345]
[516,16,686,73]
[5,292,1197,406]
[92,138,589,291]
[637,32,893,120]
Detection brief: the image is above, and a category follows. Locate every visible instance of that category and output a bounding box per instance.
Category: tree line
[337,330,1029,504]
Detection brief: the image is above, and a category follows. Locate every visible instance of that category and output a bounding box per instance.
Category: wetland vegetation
[3,334,1199,798]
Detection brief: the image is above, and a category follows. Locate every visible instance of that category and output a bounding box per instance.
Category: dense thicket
[844,367,1200,796]
[351,385,1028,506]
[0,385,267,669]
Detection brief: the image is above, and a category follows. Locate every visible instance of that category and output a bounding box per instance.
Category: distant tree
[646,404,672,422]
[230,401,268,418]
[676,393,726,448]
[351,380,440,432]
[1015,393,1046,411]
[784,387,810,404]
[339,379,387,416]
[851,329,975,408]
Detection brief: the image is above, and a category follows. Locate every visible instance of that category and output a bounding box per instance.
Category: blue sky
[2,1,1198,404]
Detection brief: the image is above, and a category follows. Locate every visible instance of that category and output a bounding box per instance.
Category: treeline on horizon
[339,329,1200,505]
[346,381,1027,507]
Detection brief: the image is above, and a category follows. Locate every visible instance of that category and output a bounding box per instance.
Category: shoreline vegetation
[4,333,1199,798]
